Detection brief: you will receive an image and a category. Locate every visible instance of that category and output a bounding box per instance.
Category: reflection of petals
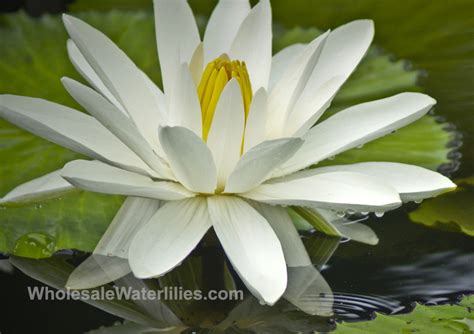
[284,266,334,316]
[66,254,131,290]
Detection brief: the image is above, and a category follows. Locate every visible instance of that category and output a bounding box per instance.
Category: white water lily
[0,0,456,306]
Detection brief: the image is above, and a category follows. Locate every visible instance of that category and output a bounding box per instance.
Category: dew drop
[346,209,356,215]
[34,204,43,209]
[13,233,56,259]
[259,300,266,306]
[356,144,364,149]
[328,156,336,160]
[361,211,369,216]
[375,212,385,218]
[414,199,423,204]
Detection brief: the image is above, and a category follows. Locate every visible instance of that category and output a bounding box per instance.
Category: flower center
[197,55,252,140]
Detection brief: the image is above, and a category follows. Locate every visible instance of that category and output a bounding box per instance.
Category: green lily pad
[0,13,454,257]
[335,295,474,333]
[409,177,474,236]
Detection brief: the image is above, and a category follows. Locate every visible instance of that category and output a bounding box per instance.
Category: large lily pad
[0,13,454,257]
[409,178,474,236]
[335,294,474,333]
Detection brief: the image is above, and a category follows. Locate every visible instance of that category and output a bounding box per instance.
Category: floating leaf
[409,177,474,236]
[334,295,474,333]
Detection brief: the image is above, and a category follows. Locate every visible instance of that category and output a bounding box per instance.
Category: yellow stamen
[198,56,252,140]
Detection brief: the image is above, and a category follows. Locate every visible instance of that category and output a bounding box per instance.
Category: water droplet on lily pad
[13,233,56,259]
[414,199,423,204]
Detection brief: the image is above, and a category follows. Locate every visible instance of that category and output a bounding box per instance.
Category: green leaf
[0,13,454,257]
[334,295,474,333]
[409,177,474,236]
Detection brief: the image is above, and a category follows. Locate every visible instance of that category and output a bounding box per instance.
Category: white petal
[66,255,131,290]
[285,266,333,316]
[153,0,200,93]
[68,198,161,292]
[62,77,173,179]
[189,42,204,86]
[0,94,156,177]
[140,70,168,126]
[266,31,329,138]
[159,126,217,194]
[208,196,287,305]
[287,20,374,135]
[276,93,437,177]
[167,64,202,137]
[312,208,379,245]
[252,202,311,267]
[243,171,401,212]
[225,138,303,193]
[243,87,268,153]
[207,80,245,191]
[62,160,194,201]
[63,14,162,149]
[307,162,456,202]
[95,197,162,258]
[269,44,305,91]
[204,0,250,63]
[286,76,345,137]
[229,0,272,91]
[66,40,126,115]
[129,198,211,278]
[0,169,73,204]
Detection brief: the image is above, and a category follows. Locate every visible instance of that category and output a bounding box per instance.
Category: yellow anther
[197,56,252,140]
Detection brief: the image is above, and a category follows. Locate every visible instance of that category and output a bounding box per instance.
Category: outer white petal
[0,95,157,177]
[204,0,250,63]
[243,171,401,212]
[66,40,126,115]
[207,80,245,191]
[66,255,131,290]
[269,44,305,91]
[167,64,202,137]
[62,160,194,201]
[225,138,303,194]
[252,202,311,267]
[159,126,217,194]
[0,169,73,204]
[208,196,287,305]
[243,87,268,153]
[67,197,161,290]
[266,31,329,138]
[63,14,162,149]
[276,93,437,177]
[62,77,173,179]
[129,198,211,278]
[153,0,200,93]
[306,162,456,202]
[95,197,162,258]
[229,0,272,91]
[286,20,374,136]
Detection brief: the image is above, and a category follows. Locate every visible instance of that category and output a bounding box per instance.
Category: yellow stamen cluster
[197,56,252,140]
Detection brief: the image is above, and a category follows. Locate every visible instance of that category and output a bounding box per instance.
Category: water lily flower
[0,0,456,305]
